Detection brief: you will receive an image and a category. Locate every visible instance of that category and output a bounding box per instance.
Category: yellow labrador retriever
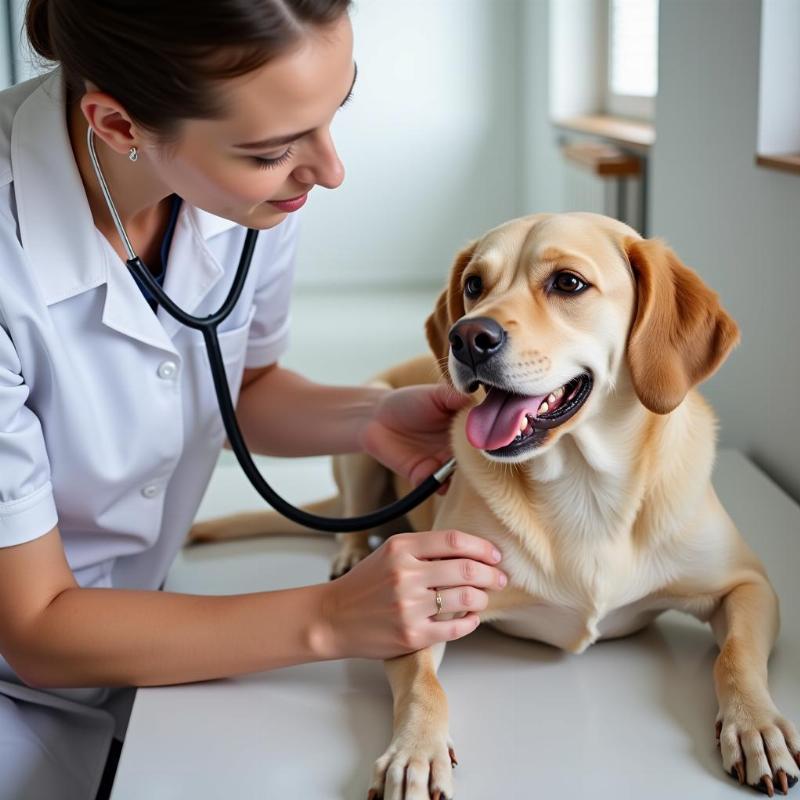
[190,213,799,798]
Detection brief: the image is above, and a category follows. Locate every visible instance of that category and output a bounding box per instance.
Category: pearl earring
[128,146,138,162]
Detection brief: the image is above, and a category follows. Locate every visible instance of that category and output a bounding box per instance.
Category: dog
[189,212,799,799]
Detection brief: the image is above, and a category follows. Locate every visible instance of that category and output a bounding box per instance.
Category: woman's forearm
[235,364,387,457]
[17,581,337,688]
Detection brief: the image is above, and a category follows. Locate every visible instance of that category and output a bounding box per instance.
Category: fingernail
[491,547,502,562]
[498,572,507,587]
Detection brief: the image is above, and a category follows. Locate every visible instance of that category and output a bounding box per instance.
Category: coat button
[141,484,161,499]
[157,360,178,380]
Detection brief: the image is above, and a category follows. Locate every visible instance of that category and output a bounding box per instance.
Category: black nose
[448,317,506,367]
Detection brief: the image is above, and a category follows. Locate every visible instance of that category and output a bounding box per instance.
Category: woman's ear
[625,237,740,414]
[425,240,477,380]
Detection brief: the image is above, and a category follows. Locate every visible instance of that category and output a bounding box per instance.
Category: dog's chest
[491,531,668,653]
[489,596,665,654]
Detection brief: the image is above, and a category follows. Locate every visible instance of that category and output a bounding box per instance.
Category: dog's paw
[716,701,800,795]
[330,543,372,580]
[367,732,457,800]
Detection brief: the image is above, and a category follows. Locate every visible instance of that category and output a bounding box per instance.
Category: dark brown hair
[25,0,352,136]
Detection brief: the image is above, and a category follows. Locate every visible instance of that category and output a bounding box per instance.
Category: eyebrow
[234,62,358,150]
[538,247,576,262]
[536,246,598,273]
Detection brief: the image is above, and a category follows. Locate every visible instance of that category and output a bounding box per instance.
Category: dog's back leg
[330,450,403,578]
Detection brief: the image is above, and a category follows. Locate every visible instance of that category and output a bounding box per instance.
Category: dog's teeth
[538,401,549,415]
[519,417,528,432]
[554,387,565,399]
[547,393,556,404]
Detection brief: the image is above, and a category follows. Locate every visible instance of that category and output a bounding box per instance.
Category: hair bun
[26,0,57,61]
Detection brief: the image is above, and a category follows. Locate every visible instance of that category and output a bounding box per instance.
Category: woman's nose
[292,129,345,189]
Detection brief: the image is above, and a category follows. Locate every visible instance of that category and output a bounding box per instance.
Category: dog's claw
[715,720,722,745]
[366,791,379,800]
[731,762,745,785]
[431,792,441,800]
[776,770,790,795]
[757,774,775,797]
[448,746,458,767]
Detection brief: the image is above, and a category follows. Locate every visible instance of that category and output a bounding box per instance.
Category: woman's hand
[358,383,471,490]
[315,529,506,661]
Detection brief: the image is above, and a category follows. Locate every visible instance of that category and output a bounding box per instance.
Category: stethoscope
[86,128,456,533]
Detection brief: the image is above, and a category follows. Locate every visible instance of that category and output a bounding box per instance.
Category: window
[756,0,800,174]
[607,0,659,120]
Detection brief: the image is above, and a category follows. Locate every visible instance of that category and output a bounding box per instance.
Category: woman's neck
[67,100,173,263]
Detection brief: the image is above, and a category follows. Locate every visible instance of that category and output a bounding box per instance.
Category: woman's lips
[267,193,308,213]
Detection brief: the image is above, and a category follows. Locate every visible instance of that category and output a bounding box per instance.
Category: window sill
[552,115,655,152]
[756,153,800,176]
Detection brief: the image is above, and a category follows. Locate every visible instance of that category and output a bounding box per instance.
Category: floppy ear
[625,238,740,414]
[424,240,477,379]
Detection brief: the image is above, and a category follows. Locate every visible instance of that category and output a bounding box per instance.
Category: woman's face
[142,14,354,230]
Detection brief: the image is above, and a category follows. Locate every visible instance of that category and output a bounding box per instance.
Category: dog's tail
[187,494,343,544]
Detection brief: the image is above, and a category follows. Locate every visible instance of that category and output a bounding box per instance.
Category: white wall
[294,0,522,288]
[549,0,606,120]
[519,0,563,214]
[8,0,36,83]
[651,0,800,501]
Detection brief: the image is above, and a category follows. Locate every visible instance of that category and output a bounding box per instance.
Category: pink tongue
[466,388,547,451]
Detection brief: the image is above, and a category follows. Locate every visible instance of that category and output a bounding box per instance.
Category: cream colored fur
[189,213,799,799]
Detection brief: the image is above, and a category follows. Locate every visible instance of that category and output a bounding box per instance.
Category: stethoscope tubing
[87,128,456,532]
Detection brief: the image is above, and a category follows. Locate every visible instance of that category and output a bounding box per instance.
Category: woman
[0,1,507,797]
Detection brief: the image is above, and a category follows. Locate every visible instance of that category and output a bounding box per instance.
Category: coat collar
[10,70,240,347]
[11,70,105,307]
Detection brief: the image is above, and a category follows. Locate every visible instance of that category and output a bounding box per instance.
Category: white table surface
[111,449,800,799]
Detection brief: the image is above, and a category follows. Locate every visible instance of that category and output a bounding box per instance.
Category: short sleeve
[0,313,58,546]
[244,213,300,369]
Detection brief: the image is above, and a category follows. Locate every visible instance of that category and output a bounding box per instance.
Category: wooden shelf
[553,114,655,151]
[561,141,641,177]
[756,153,800,176]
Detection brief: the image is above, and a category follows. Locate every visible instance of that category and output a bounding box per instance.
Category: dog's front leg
[711,578,800,794]
[368,643,453,800]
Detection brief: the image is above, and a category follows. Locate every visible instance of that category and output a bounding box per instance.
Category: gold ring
[434,590,443,616]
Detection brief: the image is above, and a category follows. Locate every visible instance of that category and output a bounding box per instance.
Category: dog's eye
[552,272,588,294]
[464,275,483,299]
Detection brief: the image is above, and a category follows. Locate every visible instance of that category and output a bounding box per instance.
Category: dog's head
[426,213,740,463]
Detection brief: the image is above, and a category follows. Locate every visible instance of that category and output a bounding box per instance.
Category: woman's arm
[0,526,505,688]
[235,364,387,457]
[235,364,471,488]
[0,527,331,687]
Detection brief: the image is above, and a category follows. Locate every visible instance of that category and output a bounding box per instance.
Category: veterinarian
[0,2,508,797]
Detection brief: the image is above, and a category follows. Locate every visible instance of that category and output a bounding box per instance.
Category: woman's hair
[25,0,352,136]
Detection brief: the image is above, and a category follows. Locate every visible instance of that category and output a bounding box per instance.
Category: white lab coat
[0,71,299,798]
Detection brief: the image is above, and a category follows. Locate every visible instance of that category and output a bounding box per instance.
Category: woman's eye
[251,147,294,170]
[464,275,483,299]
[552,272,588,294]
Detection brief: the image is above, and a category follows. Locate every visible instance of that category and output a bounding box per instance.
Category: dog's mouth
[465,373,593,457]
